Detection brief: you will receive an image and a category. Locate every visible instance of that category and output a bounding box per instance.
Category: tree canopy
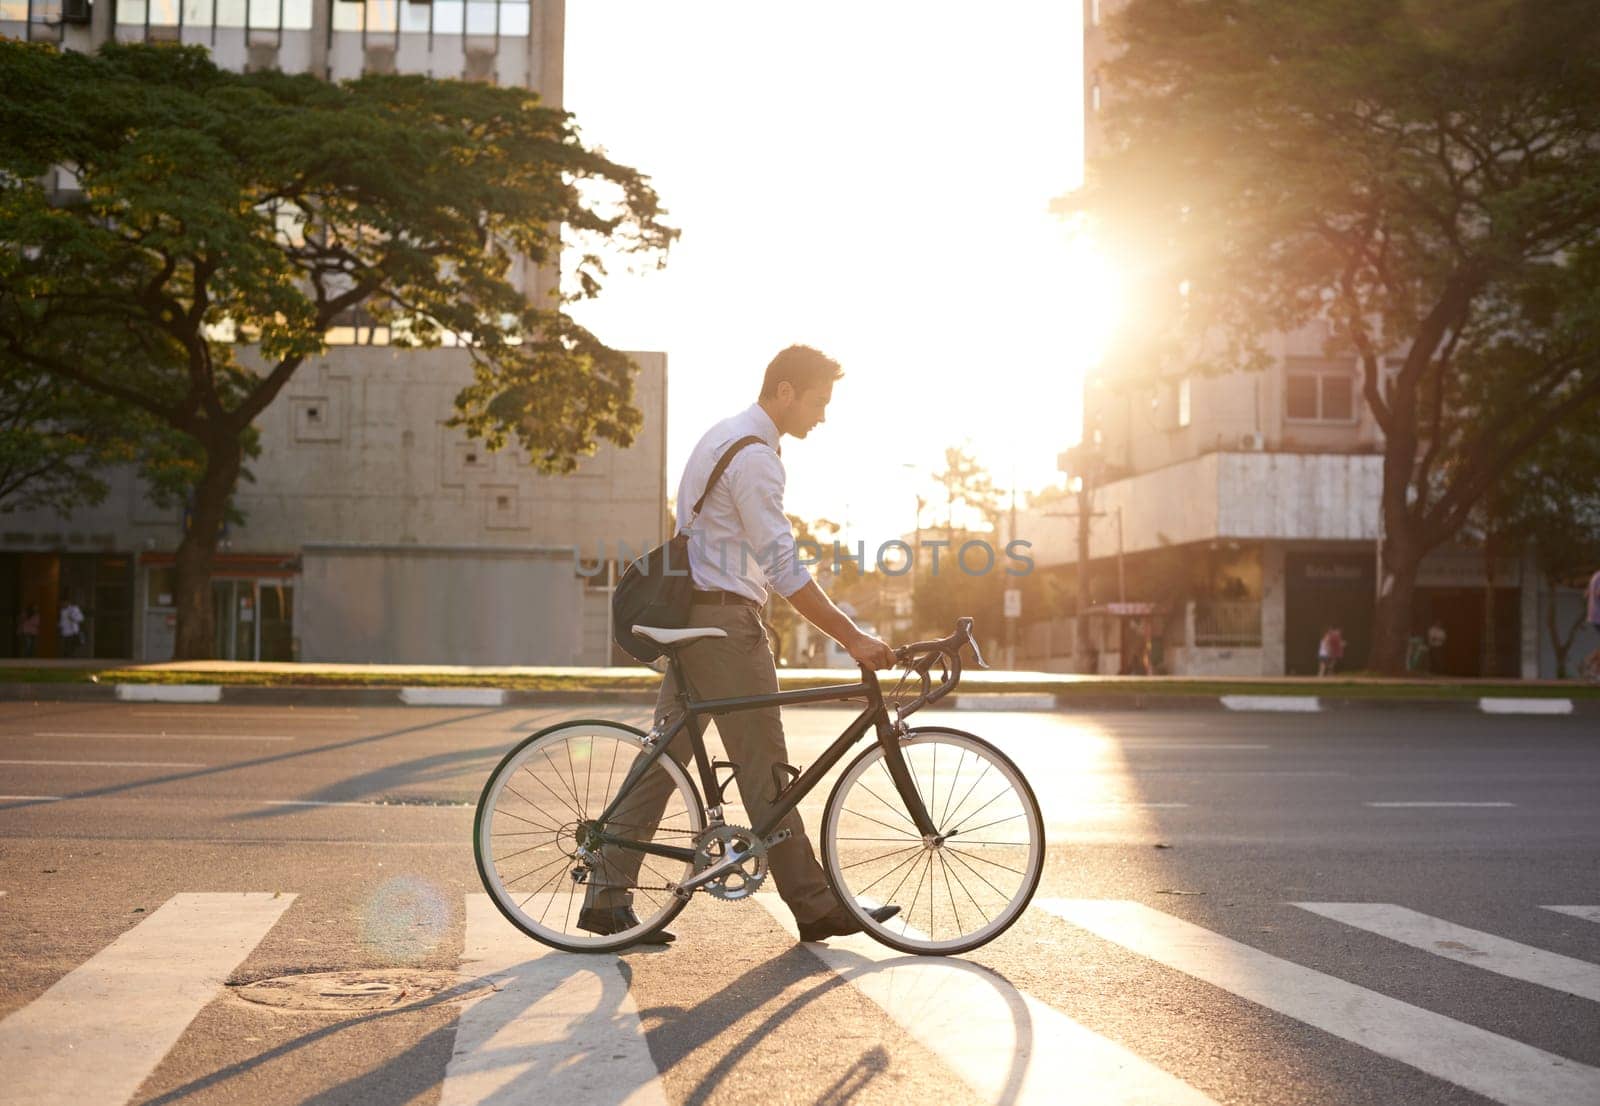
[0,41,675,656]
[1076,0,1600,671]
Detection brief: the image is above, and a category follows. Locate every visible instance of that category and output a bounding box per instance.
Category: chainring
[692,824,769,901]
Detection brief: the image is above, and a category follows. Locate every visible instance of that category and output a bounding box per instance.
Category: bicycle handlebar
[877,616,988,720]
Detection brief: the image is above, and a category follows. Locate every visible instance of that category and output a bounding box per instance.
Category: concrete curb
[0,682,1594,716]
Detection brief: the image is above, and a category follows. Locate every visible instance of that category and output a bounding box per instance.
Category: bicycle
[473,616,1044,956]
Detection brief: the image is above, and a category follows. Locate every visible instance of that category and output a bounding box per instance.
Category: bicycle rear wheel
[821,727,1044,955]
[474,720,704,952]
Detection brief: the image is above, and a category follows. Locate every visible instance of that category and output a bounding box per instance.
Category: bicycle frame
[591,654,941,872]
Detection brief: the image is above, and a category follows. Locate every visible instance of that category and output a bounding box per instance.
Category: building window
[1091,79,1101,113]
[1090,0,1101,27]
[1285,359,1357,423]
[334,0,531,37]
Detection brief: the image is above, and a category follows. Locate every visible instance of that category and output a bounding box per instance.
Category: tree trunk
[172,438,242,660]
[1546,587,1585,680]
[1371,531,1422,674]
[1480,528,1498,678]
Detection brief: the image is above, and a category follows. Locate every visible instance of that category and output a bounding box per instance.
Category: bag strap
[687,434,767,524]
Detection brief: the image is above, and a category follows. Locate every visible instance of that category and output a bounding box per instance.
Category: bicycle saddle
[631,625,729,647]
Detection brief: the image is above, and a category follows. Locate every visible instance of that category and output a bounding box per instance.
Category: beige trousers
[588,602,839,924]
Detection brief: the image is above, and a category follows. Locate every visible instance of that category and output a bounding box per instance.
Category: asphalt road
[0,700,1596,1106]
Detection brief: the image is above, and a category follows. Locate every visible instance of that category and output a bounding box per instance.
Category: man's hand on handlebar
[847,631,896,670]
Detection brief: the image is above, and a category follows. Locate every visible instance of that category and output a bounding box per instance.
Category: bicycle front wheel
[821,727,1044,955]
[474,720,704,952]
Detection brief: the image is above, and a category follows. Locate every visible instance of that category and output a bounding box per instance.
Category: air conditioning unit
[61,0,91,24]
[1238,431,1265,451]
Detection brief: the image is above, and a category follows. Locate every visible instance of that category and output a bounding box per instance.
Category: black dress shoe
[575,906,675,946]
[797,904,901,942]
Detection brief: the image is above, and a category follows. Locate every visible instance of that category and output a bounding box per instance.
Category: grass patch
[1,666,1594,699]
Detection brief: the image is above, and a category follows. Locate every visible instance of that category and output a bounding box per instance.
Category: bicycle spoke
[944,785,1012,837]
[937,850,965,936]
[950,811,1027,838]
[944,843,1027,876]
[937,760,993,835]
[856,778,921,830]
[843,807,924,838]
[840,842,924,871]
[518,761,583,821]
[943,845,1014,902]
[496,790,565,834]
[937,748,967,828]
[857,845,927,896]
[942,847,992,925]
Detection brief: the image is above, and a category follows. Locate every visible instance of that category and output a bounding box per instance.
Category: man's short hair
[760,345,844,400]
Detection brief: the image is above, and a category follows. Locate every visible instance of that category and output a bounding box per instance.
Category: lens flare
[361,875,450,962]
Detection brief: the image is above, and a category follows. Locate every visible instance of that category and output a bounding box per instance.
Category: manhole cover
[233,970,491,1014]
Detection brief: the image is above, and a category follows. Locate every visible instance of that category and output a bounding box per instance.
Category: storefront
[0,551,135,659]
[1283,551,1376,676]
[140,553,298,662]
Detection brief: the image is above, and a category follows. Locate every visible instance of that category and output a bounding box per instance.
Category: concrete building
[1017,0,1564,677]
[0,0,672,664]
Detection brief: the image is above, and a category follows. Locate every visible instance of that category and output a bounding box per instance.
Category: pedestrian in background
[1318,626,1345,676]
[58,595,84,658]
[1588,567,1600,631]
[18,605,39,657]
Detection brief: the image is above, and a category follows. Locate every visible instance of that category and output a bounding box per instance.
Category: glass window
[216,0,247,27]
[116,0,147,24]
[247,0,276,28]
[465,0,495,34]
[1321,374,1354,421]
[282,0,310,27]
[432,0,463,32]
[146,567,177,609]
[365,0,398,31]
[400,0,428,32]
[26,0,60,21]
[182,0,213,25]
[331,0,361,30]
[1285,374,1319,420]
[146,0,181,24]
[0,0,28,20]
[500,0,529,36]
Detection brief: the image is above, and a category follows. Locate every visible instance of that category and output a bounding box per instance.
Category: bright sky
[565,1,1105,539]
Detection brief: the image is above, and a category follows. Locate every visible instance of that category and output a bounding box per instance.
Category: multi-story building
[1016,0,1549,677]
[0,0,671,665]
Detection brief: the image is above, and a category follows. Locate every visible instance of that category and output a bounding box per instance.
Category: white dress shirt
[677,404,811,603]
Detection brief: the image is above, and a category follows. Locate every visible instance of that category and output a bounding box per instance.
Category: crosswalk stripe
[1295,903,1600,1002]
[754,896,1217,1106]
[1037,899,1600,1106]
[441,895,666,1106]
[1543,905,1600,924]
[0,892,293,1106]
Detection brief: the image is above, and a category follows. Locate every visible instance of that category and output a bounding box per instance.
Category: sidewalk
[1,660,1594,715]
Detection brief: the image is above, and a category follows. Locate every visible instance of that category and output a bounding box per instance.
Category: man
[582,345,900,945]
[58,595,85,658]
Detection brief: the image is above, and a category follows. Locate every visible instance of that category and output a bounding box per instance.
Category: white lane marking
[400,687,507,707]
[0,892,293,1106]
[955,694,1057,711]
[1364,802,1516,808]
[754,896,1217,1106]
[1542,906,1600,924]
[259,799,469,809]
[114,684,222,703]
[1295,903,1600,1002]
[1479,698,1573,715]
[0,795,62,802]
[1121,743,1272,750]
[442,895,666,1106]
[131,710,356,719]
[1219,695,1320,713]
[0,758,207,768]
[31,731,297,742]
[1038,899,1600,1106]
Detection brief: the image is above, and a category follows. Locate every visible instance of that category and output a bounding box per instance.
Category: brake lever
[964,629,992,670]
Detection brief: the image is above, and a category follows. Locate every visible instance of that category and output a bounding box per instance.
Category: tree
[0,374,128,513]
[1074,0,1600,672]
[0,42,675,657]
[1470,411,1600,677]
